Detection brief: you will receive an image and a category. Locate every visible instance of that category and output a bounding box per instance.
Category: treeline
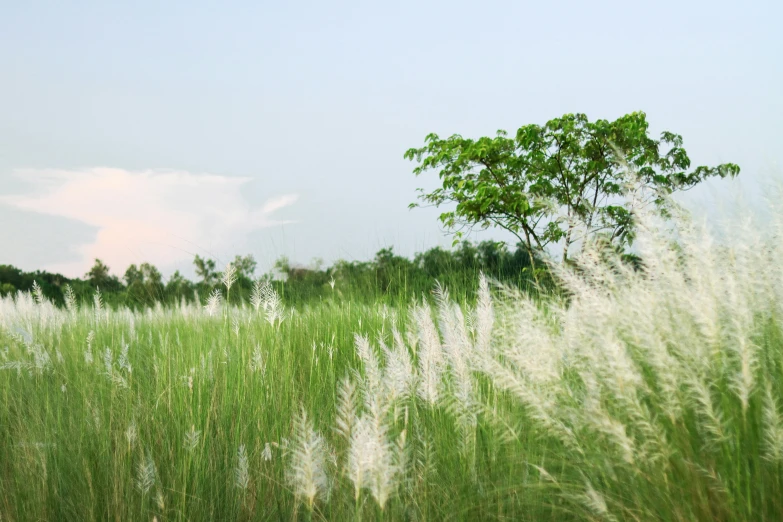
[0,241,549,309]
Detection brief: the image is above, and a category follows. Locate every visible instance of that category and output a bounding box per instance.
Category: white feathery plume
[184,425,201,453]
[125,421,137,447]
[93,288,103,325]
[250,280,264,312]
[235,444,250,491]
[222,262,237,295]
[84,330,95,365]
[31,281,44,305]
[577,481,617,522]
[382,330,415,402]
[250,345,265,375]
[204,288,222,317]
[63,284,77,314]
[250,279,286,327]
[354,334,382,393]
[262,443,273,462]
[345,399,399,510]
[335,377,358,442]
[287,409,330,510]
[473,273,494,357]
[412,305,444,406]
[136,453,157,494]
[763,385,783,463]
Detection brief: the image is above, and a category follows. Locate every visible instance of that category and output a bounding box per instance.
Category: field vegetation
[2,112,777,521]
[1,186,781,521]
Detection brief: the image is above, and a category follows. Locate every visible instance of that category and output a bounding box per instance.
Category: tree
[193,255,217,286]
[123,264,143,286]
[86,259,111,285]
[231,254,257,280]
[139,263,163,287]
[165,270,195,304]
[0,282,15,297]
[414,246,454,278]
[123,262,164,306]
[405,111,740,265]
[85,259,122,291]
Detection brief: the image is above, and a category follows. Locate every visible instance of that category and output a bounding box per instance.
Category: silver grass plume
[31,281,44,305]
[354,334,382,393]
[84,330,95,365]
[335,376,358,442]
[262,443,273,462]
[204,288,222,317]
[136,452,157,494]
[434,282,477,435]
[235,444,250,491]
[345,399,400,510]
[103,347,113,379]
[250,279,265,312]
[412,305,444,406]
[251,280,285,327]
[184,425,201,453]
[576,481,617,522]
[382,330,415,402]
[118,339,132,374]
[92,288,103,325]
[222,262,237,296]
[473,273,494,357]
[63,284,77,314]
[232,315,240,337]
[287,409,330,510]
[126,421,137,447]
[763,385,783,463]
[250,345,265,375]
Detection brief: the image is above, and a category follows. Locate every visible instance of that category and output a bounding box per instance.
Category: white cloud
[0,168,299,278]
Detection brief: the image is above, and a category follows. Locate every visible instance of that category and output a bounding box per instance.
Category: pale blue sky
[1,0,780,279]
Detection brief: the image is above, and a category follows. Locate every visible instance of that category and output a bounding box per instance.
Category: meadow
[1,197,782,521]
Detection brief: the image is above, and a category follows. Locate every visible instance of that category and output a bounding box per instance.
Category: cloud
[0,168,299,278]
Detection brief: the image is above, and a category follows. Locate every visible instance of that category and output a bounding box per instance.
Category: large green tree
[405,111,740,266]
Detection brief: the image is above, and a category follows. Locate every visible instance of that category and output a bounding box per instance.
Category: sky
[1,0,780,280]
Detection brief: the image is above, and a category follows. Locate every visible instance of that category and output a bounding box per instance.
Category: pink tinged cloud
[0,168,299,278]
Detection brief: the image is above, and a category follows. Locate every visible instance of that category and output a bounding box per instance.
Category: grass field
[1,201,782,521]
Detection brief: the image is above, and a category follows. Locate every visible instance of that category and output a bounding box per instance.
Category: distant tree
[454,241,480,271]
[231,254,257,280]
[374,247,414,293]
[405,111,740,268]
[85,259,122,291]
[86,259,110,285]
[477,240,508,273]
[139,263,163,287]
[0,265,25,289]
[165,270,195,304]
[193,255,217,286]
[414,247,454,278]
[140,263,164,299]
[124,264,143,286]
[123,262,163,306]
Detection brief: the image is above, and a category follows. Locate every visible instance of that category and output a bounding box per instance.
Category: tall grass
[1,190,782,520]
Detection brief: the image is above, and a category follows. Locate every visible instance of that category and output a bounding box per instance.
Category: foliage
[405,111,740,262]
[0,198,781,521]
[193,255,217,286]
[85,258,123,292]
[0,241,550,312]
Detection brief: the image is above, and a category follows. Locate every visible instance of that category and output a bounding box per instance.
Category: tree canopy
[405,111,740,264]
[0,240,546,310]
